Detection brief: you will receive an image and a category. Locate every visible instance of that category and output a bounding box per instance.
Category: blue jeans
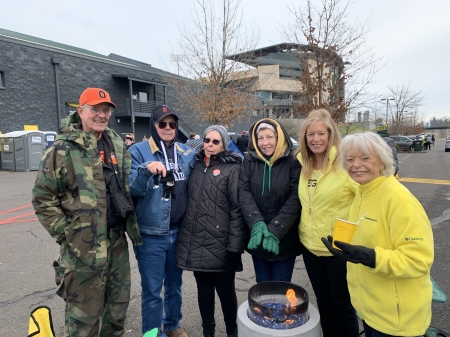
[251,255,296,283]
[134,229,183,335]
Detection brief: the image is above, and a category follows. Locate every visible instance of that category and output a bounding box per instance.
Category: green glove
[247,221,267,250]
[262,230,280,255]
[142,328,159,337]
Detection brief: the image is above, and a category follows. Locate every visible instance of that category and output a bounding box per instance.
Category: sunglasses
[203,138,221,145]
[156,122,177,130]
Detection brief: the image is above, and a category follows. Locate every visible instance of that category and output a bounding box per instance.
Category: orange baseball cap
[79,88,117,108]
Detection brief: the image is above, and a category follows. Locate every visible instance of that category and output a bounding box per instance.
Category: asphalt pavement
[0,139,449,337]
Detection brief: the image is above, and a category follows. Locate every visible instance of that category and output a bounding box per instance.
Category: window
[0,71,5,88]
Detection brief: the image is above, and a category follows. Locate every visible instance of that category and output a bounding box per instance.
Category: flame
[285,319,294,324]
[253,307,262,314]
[286,289,298,307]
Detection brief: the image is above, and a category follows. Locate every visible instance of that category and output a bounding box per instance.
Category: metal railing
[113,99,161,117]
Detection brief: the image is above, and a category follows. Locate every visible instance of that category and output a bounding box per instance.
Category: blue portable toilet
[42,131,57,149]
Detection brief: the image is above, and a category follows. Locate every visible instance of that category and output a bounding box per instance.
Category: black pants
[193,271,238,336]
[301,244,359,337]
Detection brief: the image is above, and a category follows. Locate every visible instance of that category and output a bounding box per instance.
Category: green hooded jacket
[32,112,142,269]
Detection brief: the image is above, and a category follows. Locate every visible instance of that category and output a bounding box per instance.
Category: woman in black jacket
[238,118,301,283]
[176,125,247,337]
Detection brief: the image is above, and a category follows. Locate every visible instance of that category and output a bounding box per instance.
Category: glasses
[203,138,221,145]
[90,107,112,116]
[156,122,177,130]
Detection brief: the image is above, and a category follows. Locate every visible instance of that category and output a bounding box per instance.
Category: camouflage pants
[53,226,130,337]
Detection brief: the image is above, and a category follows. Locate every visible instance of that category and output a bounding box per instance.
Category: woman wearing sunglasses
[176,125,247,337]
[238,119,301,283]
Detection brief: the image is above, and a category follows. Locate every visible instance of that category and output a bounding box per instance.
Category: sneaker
[163,327,188,337]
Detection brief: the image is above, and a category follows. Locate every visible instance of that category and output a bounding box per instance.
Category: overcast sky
[2,0,449,121]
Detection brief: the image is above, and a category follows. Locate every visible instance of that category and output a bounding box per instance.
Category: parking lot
[0,140,449,336]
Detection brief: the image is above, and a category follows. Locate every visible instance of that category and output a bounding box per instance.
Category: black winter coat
[176,150,247,272]
[238,122,301,261]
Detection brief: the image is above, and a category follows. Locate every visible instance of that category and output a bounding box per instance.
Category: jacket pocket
[53,259,76,300]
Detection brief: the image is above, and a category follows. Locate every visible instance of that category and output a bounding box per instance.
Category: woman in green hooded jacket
[238,118,301,283]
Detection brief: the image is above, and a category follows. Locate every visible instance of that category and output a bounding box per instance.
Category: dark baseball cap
[152,105,179,123]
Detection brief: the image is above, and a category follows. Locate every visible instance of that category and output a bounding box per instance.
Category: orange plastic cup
[332,218,358,249]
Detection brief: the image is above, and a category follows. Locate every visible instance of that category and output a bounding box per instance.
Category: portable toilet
[0,130,46,171]
[42,131,57,150]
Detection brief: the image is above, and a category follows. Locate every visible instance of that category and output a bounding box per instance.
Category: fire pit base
[238,300,320,337]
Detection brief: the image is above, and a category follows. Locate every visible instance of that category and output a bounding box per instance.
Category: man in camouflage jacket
[32,88,142,337]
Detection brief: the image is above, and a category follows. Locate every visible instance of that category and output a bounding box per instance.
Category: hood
[55,112,105,151]
[196,149,243,165]
[248,118,293,166]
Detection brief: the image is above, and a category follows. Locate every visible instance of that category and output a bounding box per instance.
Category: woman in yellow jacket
[323,132,434,337]
[296,109,359,337]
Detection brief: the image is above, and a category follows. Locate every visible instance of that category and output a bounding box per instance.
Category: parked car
[390,135,414,151]
[445,136,450,152]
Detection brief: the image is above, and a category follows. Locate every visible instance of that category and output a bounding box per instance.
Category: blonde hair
[296,109,341,178]
[340,132,395,176]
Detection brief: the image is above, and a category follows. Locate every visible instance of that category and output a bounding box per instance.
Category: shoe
[204,335,215,337]
[163,327,188,337]
[227,335,238,337]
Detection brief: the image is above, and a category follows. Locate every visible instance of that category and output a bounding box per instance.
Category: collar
[149,137,184,155]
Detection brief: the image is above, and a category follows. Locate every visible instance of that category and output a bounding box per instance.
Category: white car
[445,136,450,152]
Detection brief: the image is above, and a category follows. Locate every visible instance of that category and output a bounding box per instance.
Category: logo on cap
[163,107,168,113]
[99,90,106,98]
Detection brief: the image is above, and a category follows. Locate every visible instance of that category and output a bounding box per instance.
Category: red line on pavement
[0,218,38,225]
[0,211,36,225]
[0,203,32,216]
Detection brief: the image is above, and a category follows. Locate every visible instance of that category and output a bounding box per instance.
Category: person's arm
[266,158,302,240]
[238,157,265,228]
[374,192,434,278]
[227,164,247,253]
[128,147,154,197]
[32,146,68,243]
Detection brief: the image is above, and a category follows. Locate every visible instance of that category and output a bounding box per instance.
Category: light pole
[381,98,395,124]
[170,54,186,75]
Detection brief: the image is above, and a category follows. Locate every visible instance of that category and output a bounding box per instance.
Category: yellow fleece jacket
[348,175,434,336]
[297,147,358,255]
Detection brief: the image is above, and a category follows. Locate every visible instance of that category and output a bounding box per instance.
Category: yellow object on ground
[28,306,55,337]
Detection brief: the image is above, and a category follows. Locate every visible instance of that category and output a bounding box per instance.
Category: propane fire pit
[247,281,309,329]
[238,281,320,337]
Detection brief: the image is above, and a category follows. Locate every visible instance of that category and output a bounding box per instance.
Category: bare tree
[387,81,425,136]
[172,0,260,127]
[281,0,383,121]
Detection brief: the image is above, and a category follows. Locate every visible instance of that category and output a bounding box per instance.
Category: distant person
[142,135,148,141]
[128,105,196,337]
[177,125,246,337]
[425,135,432,150]
[125,133,135,149]
[432,134,435,146]
[238,118,301,283]
[236,130,249,153]
[323,132,434,337]
[32,87,142,336]
[376,122,399,175]
[185,133,203,152]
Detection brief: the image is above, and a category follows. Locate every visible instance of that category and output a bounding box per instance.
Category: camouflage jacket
[32,112,142,269]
